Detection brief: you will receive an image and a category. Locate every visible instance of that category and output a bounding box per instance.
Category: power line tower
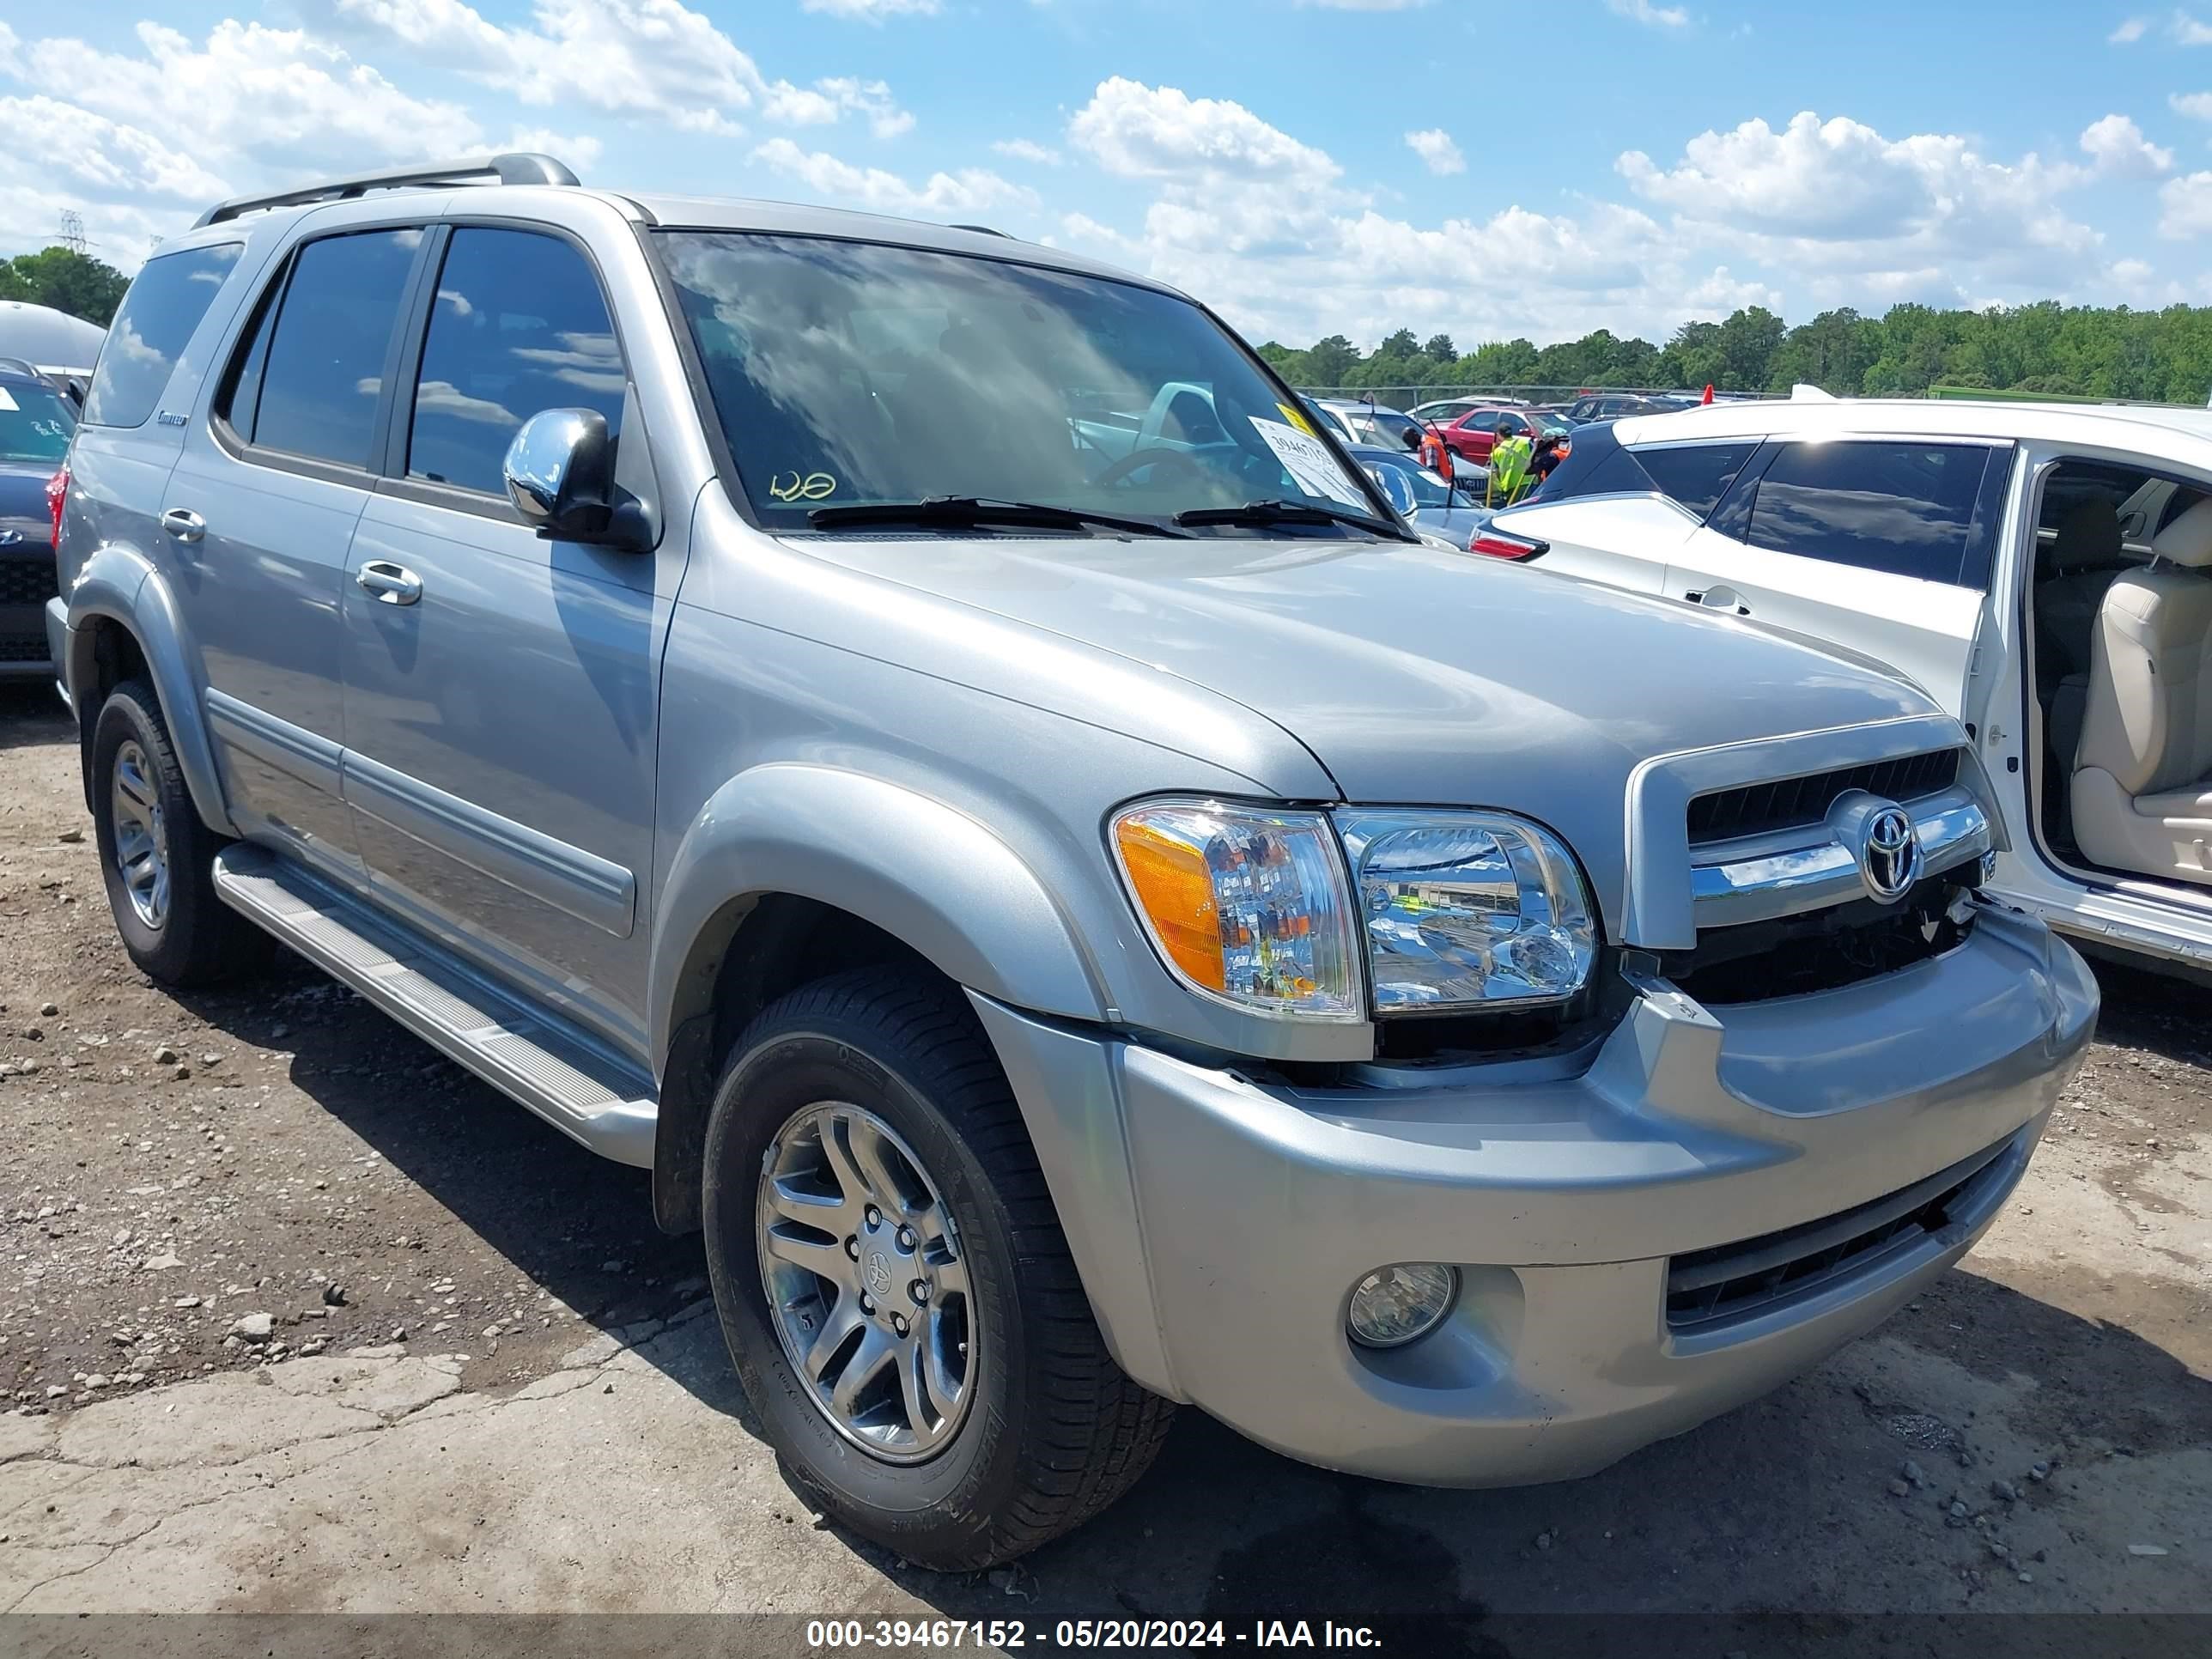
[58,211,88,256]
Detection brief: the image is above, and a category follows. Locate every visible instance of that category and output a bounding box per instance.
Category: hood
[0,458,56,541]
[797,532,1943,936]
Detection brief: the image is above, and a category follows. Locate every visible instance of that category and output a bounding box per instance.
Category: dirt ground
[0,679,2206,1633]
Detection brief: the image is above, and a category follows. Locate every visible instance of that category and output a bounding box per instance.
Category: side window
[255,229,421,469]
[82,243,243,428]
[1743,441,1995,586]
[407,228,627,495]
[217,265,283,441]
[1633,442,1759,521]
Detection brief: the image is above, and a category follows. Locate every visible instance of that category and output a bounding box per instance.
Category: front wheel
[702,968,1174,1569]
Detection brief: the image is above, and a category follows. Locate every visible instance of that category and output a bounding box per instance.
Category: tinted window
[407,229,627,495]
[0,377,74,464]
[1634,442,1759,520]
[82,243,242,428]
[1744,441,1993,585]
[255,229,420,469]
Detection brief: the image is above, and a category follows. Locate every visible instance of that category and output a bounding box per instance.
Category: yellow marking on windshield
[769,471,839,502]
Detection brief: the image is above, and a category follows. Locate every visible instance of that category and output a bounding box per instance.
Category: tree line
[1,246,131,327]
[13,238,2212,407]
[1257,301,2212,405]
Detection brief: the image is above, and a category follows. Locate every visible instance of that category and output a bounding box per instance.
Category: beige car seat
[2072,495,2212,882]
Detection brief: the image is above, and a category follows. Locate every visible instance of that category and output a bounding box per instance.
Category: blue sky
[3,2,2209,349]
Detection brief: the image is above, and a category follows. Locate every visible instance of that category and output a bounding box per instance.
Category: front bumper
[973,900,2095,1486]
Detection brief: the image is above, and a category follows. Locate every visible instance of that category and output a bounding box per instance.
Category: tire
[89,679,270,988]
[702,967,1175,1569]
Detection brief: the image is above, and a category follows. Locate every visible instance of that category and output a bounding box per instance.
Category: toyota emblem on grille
[1857,801,1920,902]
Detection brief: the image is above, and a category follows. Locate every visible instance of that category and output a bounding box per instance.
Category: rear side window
[406,228,627,495]
[1743,441,1996,586]
[1633,442,1759,520]
[82,243,242,428]
[254,229,420,469]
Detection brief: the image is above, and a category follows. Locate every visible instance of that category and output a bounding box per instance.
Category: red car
[1429,404,1575,465]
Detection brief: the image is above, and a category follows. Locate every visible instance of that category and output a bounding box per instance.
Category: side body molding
[648,763,1109,1075]
[63,547,237,838]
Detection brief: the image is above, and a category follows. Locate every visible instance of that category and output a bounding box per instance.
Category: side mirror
[61,378,85,412]
[1363,464,1419,520]
[504,408,622,542]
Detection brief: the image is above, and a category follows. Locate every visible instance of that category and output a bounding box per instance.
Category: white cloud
[2176,9,2212,44]
[1404,129,1465,175]
[320,0,902,137]
[0,95,229,200]
[802,0,942,17]
[1052,78,1771,349]
[2110,15,2151,40]
[2160,170,2212,236]
[750,137,1037,217]
[27,21,482,169]
[2170,90,2212,119]
[1069,78,1341,191]
[1607,0,1688,24]
[1291,0,1432,8]
[2081,113,2172,175]
[993,138,1064,165]
[1615,110,2104,306]
[764,77,914,137]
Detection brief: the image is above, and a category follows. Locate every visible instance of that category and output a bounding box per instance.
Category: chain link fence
[1289,385,1790,407]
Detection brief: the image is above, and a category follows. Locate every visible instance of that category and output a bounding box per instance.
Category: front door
[337,224,672,1053]
[1662,437,2014,714]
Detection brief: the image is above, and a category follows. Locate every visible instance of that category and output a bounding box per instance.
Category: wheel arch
[64,549,234,837]
[647,765,1111,1229]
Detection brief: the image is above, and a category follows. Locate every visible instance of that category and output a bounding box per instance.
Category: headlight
[1110,800,1364,1021]
[1337,811,1596,1010]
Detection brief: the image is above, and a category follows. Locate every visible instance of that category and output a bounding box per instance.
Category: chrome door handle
[1685,584,1750,615]
[356,561,423,605]
[160,507,205,544]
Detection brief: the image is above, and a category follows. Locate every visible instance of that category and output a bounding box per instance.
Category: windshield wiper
[1171,499,1414,541]
[806,496,1190,538]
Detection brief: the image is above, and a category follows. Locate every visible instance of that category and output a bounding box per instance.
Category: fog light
[1346,1264,1457,1348]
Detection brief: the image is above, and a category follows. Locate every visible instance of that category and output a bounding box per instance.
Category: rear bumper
[973,900,2095,1486]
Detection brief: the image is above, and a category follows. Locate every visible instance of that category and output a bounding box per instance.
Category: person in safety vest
[1486,420,1534,506]
[1416,421,1454,482]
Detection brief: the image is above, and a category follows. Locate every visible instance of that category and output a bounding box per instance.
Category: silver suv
[47,155,2096,1569]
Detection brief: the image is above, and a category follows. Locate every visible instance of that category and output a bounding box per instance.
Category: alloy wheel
[756,1101,976,1463]
[109,738,170,930]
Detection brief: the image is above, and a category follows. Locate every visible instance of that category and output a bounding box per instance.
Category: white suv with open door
[1486,397,2212,979]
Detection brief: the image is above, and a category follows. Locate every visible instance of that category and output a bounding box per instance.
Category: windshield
[0,379,73,465]
[655,232,1393,536]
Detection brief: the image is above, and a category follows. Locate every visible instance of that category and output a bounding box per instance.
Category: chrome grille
[1686,750,1959,846]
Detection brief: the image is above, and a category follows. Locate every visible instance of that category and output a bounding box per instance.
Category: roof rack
[0,356,40,380]
[947,223,1008,238]
[192,153,580,229]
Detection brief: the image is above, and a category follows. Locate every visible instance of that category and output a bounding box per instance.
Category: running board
[212,845,658,1167]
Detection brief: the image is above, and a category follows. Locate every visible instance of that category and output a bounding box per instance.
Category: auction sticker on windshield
[1248,416,1366,508]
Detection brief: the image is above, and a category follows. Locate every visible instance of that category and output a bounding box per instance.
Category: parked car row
[45,155,2096,1574]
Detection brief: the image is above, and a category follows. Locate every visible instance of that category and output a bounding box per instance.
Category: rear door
[1662,436,2014,713]
[167,224,428,878]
